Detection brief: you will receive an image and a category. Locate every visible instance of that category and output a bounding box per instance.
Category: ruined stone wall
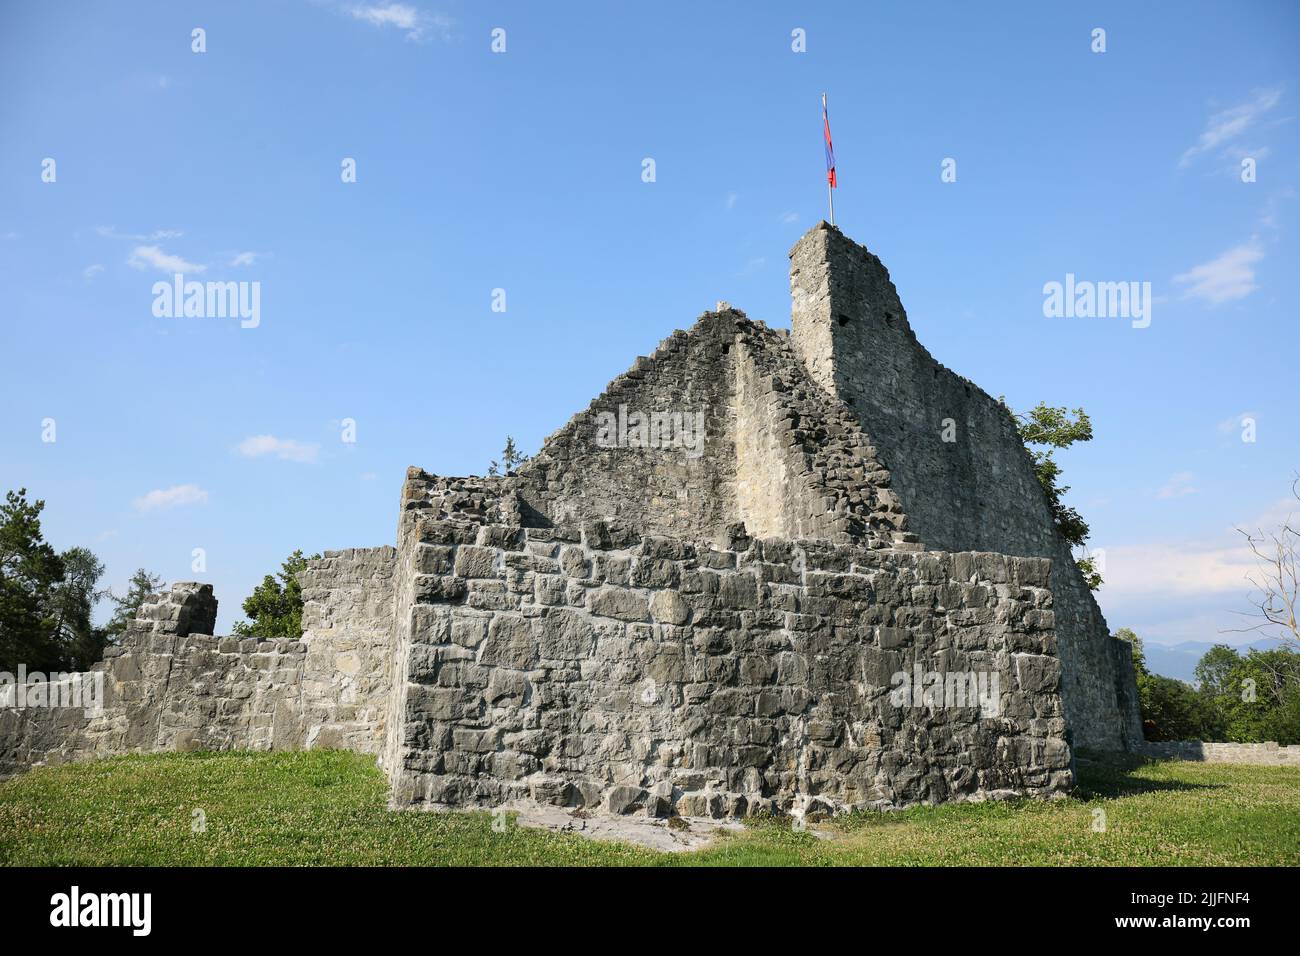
[1136,740,1300,766]
[399,308,909,557]
[0,584,307,776]
[383,518,1074,816]
[299,547,397,754]
[734,322,910,546]
[512,317,740,538]
[788,222,1142,751]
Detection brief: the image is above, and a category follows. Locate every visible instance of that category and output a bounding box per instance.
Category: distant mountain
[1143,638,1283,684]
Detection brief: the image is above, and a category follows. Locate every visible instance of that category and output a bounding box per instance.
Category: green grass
[1,750,1296,866]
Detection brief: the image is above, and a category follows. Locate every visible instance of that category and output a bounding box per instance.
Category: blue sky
[1,1,1296,663]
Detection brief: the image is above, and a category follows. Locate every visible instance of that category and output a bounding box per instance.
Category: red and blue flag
[823,97,836,188]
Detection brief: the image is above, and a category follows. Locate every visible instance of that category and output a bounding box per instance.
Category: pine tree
[233,550,320,639]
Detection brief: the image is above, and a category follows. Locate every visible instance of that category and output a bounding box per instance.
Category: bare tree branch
[1225,474,1300,652]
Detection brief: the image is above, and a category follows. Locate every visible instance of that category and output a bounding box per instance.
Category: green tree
[233,550,320,639]
[1204,647,1300,745]
[0,489,66,672]
[1193,643,1240,697]
[46,546,107,670]
[487,436,530,477]
[1006,402,1099,587]
[1137,671,1227,741]
[105,568,165,642]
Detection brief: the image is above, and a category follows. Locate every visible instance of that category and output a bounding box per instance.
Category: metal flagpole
[823,93,835,226]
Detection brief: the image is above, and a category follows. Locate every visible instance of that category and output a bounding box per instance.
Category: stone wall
[1137,740,1300,766]
[383,518,1074,816]
[0,584,307,776]
[512,317,740,538]
[788,222,1142,751]
[470,310,911,550]
[299,547,397,754]
[733,323,909,545]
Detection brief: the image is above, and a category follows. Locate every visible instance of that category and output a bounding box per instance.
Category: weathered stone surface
[380,529,1076,817]
[588,588,649,623]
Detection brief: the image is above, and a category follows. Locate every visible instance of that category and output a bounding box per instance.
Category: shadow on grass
[1072,748,1222,800]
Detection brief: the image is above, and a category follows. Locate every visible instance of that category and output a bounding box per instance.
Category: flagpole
[823,93,835,227]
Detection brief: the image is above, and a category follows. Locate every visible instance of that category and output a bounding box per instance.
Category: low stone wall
[384,519,1074,816]
[1138,740,1299,767]
[0,583,308,777]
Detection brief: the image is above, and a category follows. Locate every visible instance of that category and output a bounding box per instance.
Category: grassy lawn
[1,749,1296,866]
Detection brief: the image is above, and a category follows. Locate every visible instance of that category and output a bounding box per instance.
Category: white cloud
[133,484,209,513]
[1157,471,1198,500]
[1179,88,1281,168]
[127,245,206,274]
[230,251,258,267]
[1173,240,1263,305]
[1101,541,1255,597]
[780,211,799,224]
[83,263,104,279]
[725,192,738,210]
[97,226,183,241]
[1099,498,1295,599]
[348,4,452,41]
[236,434,320,463]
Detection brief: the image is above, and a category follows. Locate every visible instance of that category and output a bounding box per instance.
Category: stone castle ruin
[1,223,1142,818]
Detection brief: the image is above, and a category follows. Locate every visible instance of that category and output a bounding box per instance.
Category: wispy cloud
[1101,541,1252,596]
[1102,497,1297,598]
[780,211,799,225]
[133,484,209,513]
[1179,88,1281,168]
[127,245,206,274]
[1157,471,1198,500]
[83,263,104,280]
[725,192,739,210]
[1173,240,1263,305]
[236,434,320,463]
[347,4,452,42]
[97,226,183,242]
[230,251,259,267]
